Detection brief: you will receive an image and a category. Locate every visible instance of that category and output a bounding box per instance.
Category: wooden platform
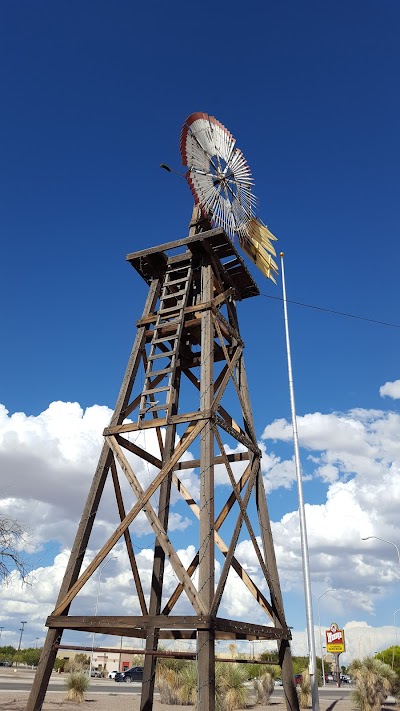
[126,227,259,300]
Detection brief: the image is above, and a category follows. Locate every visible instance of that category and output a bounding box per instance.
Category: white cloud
[380,379,400,399]
[1,394,400,657]
[261,397,400,622]
[0,402,196,553]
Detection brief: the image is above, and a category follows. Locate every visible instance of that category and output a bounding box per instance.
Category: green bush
[54,658,66,672]
[246,662,267,680]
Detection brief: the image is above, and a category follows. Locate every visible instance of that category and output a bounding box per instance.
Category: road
[0,672,142,694]
[0,674,353,697]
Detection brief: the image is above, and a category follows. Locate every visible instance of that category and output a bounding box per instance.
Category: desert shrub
[216,662,249,711]
[349,657,396,711]
[154,658,250,709]
[254,671,274,704]
[64,671,89,703]
[157,667,181,705]
[177,662,197,705]
[297,668,311,708]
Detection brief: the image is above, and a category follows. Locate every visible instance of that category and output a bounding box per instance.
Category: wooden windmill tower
[27,113,299,711]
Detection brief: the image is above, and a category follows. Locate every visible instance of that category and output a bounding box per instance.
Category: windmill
[27,113,299,711]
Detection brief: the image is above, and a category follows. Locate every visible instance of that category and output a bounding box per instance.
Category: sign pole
[325,623,345,686]
[335,653,341,687]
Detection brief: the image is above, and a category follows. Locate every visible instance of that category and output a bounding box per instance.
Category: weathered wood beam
[110,458,148,615]
[52,419,205,617]
[174,451,249,471]
[115,434,162,469]
[109,435,206,615]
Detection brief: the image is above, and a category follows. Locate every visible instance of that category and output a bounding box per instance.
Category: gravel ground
[0,690,370,711]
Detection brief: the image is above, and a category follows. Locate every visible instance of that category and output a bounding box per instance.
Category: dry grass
[297,669,312,709]
[64,671,89,703]
[157,667,181,705]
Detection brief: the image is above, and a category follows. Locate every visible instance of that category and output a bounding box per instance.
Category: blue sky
[1,0,400,661]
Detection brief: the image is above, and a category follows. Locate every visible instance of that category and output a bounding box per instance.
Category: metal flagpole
[280,252,320,711]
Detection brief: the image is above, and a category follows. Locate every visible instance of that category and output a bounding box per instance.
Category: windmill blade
[180,113,279,283]
[180,113,256,242]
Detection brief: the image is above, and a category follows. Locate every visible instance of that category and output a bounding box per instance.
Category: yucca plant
[215,662,249,711]
[254,671,274,704]
[349,657,396,711]
[177,662,198,705]
[297,668,311,709]
[64,670,89,703]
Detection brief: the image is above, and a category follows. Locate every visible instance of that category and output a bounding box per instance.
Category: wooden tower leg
[237,352,299,711]
[197,258,215,711]
[26,280,161,711]
[140,407,178,710]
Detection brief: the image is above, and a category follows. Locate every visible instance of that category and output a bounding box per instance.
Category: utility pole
[18,621,27,651]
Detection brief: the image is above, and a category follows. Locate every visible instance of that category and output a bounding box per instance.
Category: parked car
[340,674,351,683]
[115,666,144,683]
[108,670,119,679]
[294,674,302,685]
[90,670,102,678]
[274,678,283,686]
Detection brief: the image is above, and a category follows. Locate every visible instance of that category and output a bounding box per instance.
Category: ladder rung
[152,334,179,345]
[166,264,191,273]
[159,304,184,315]
[165,276,191,287]
[146,366,173,377]
[139,403,168,415]
[153,323,180,335]
[142,385,171,396]
[161,288,187,300]
[148,349,176,360]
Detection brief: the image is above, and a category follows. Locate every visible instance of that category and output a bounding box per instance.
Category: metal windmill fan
[180,112,278,282]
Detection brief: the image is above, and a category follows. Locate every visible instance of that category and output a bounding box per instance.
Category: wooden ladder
[138,256,193,422]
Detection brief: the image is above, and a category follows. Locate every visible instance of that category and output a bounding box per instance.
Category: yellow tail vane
[241,241,278,283]
[248,218,278,256]
[240,218,279,282]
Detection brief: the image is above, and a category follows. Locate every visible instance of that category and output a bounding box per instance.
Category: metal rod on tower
[280,252,319,711]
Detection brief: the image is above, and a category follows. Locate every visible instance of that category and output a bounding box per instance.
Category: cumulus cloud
[1,389,400,657]
[0,402,197,554]
[380,380,400,399]
[260,388,400,627]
